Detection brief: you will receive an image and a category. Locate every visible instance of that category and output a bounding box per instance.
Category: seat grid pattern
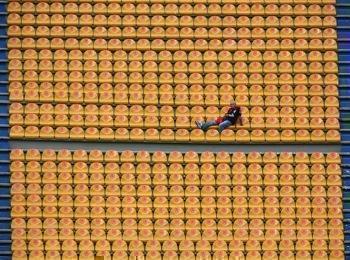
[7,0,339,143]
[10,149,343,260]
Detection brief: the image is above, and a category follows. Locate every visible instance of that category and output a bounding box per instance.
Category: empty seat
[8,0,341,254]
[12,149,340,254]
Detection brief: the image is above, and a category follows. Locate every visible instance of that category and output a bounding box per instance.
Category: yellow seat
[325,96,339,107]
[296,130,311,142]
[160,129,175,142]
[325,107,339,119]
[78,240,94,252]
[329,250,344,260]
[142,115,158,128]
[265,117,283,129]
[216,128,234,142]
[245,251,262,260]
[248,85,263,96]
[128,115,144,128]
[83,127,98,140]
[324,85,338,98]
[249,106,263,118]
[263,107,279,119]
[280,130,295,142]
[310,130,326,142]
[263,129,279,142]
[250,117,264,130]
[140,83,156,96]
[175,116,190,129]
[9,113,24,126]
[234,95,249,107]
[326,130,340,142]
[250,129,265,142]
[160,116,175,129]
[324,153,340,165]
[142,128,158,142]
[24,125,40,138]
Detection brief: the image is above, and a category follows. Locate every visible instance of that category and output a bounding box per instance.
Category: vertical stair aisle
[338,0,350,259]
[0,0,10,259]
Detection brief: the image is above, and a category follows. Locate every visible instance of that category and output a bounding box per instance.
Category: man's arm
[238,116,243,126]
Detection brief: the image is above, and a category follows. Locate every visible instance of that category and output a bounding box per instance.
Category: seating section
[10,149,344,260]
[7,1,340,143]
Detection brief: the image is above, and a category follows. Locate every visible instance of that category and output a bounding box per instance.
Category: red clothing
[215,117,223,124]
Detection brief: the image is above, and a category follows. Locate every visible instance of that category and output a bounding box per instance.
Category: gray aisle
[10,141,341,153]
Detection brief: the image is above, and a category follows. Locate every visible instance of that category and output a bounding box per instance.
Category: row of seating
[8,61,339,74]
[10,205,342,222]
[7,38,340,52]
[11,174,342,189]
[9,84,339,97]
[10,153,341,177]
[9,126,341,142]
[8,0,335,6]
[10,150,340,163]
[9,92,339,106]
[8,48,339,61]
[10,150,343,258]
[11,195,342,208]
[7,3,336,15]
[8,15,337,28]
[11,217,343,230]
[8,46,338,61]
[8,75,339,89]
[8,0,341,258]
[10,206,342,219]
[11,179,342,192]
[9,114,339,130]
[9,104,339,118]
[11,203,342,219]
[11,174,342,184]
[13,180,343,190]
[11,249,344,260]
[11,229,344,245]
[8,26,337,39]
[10,227,343,242]
[9,68,339,78]
[10,198,341,216]
[9,96,340,140]
[11,239,344,251]
[11,182,342,195]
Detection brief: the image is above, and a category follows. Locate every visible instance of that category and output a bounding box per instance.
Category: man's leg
[200,121,217,131]
[218,120,232,133]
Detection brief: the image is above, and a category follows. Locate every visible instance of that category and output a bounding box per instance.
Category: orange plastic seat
[281,128,297,141]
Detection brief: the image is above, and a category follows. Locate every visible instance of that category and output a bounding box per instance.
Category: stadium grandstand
[0,0,349,259]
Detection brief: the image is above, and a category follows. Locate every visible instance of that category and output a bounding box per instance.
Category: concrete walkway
[10,141,341,153]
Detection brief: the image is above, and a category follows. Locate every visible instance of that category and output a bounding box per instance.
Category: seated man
[195,100,243,133]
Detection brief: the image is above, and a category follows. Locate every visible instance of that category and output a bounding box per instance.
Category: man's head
[230,100,236,107]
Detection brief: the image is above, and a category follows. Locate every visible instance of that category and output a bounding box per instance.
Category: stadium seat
[7,0,342,256]
[10,149,341,257]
